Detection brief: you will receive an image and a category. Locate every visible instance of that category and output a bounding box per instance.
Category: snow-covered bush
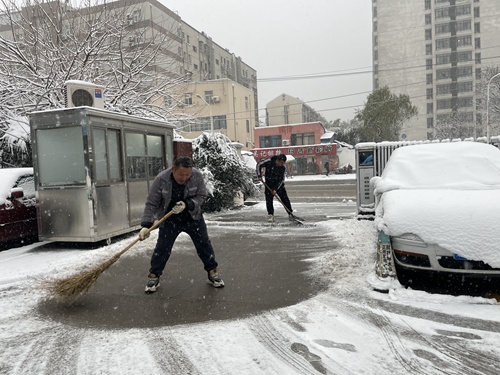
[192,132,259,212]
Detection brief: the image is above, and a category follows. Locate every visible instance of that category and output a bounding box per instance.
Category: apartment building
[266,93,328,126]
[373,0,500,141]
[175,79,256,149]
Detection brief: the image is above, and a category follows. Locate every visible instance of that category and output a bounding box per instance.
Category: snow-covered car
[0,167,38,249]
[372,141,500,288]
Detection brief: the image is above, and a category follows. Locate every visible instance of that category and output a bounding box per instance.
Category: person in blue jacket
[256,154,294,223]
[138,156,224,293]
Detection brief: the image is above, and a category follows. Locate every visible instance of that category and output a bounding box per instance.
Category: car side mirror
[10,188,24,199]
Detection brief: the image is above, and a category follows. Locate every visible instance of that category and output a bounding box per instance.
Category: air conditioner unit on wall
[212,96,220,103]
[282,140,289,146]
[65,81,104,109]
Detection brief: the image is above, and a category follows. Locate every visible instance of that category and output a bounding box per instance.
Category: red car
[0,168,38,249]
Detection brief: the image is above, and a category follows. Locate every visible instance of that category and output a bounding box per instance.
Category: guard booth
[29,107,175,242]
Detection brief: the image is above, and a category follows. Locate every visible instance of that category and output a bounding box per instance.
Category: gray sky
[163,0,373,123]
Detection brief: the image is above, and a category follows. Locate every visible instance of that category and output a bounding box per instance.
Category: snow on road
[1,174,500,374]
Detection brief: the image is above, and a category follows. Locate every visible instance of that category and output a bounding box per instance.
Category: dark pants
[265,186,293,215]
[150,216,218,277]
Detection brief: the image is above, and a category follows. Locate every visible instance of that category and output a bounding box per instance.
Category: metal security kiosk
[29,107,175,242]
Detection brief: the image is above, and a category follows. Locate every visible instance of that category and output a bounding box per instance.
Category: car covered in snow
[0,167,38,249]
[372,141,500,290]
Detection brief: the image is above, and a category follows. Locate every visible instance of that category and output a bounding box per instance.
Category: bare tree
[433,111,477,140]
[476,65,500,138]
[0,0,187,120]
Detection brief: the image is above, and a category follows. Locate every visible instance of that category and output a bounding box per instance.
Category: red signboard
[251,144,336,159]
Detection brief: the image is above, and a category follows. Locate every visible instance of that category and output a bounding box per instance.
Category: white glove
[172,201,186,214]
[138,227,150,241]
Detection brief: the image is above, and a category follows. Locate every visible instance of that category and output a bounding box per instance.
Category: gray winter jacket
[141,167,208,225]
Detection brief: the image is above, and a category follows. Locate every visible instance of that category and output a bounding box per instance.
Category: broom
[47,209,175,300]
[262,180,305,224]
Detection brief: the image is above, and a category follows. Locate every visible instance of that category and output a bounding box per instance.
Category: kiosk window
[126,132,147,179]
[147,135,164,177]
[94,128,122,181]
[36,127,86,186]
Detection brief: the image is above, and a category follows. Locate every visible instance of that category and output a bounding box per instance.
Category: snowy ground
[1,173,500,374]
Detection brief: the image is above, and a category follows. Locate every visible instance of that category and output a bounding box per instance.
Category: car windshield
[376,142,500,192]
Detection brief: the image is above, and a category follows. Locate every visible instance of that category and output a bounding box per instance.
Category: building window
[457,66,472,78]
[246,120,250,133]
[291,133,315,146]
[435,23,450,35]
[435,8,449,19]
[427,88,433,99]
[474,7,480,18]
[425,14,431,25]
[474,22,480,33]
[426,73,433,84]
[458,81,473,93]
[437,99,452,110]
[259,135,282,148]
[457,35,472,47]
[475,52,481,64]
[456,4,471,17]
[425,0,431,11]
[475,37,481,49]
[427,117,434,128]
[184,93,192,105]
[436,53,451,65]
[456,20,471,32]
[426,44,433,55]
[437,68,451,80]
[427,103,433,114]
[437,84,450,95]
[436,38,450,50]
[204,91,213,103]
[425,29,432,40]
[426,59,433,70]
[458,51,472,62]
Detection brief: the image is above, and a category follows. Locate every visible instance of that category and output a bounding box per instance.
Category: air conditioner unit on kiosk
[65,80,104,109]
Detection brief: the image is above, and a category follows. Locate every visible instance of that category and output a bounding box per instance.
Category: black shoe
[145,273,160,294]
[208,269,225,288]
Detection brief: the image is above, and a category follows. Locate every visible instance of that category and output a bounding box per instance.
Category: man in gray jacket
[139,156,224,293]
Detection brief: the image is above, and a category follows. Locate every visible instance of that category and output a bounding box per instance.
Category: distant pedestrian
[256,154,294,223]
[324,161,330,176]
[138,156,224,294]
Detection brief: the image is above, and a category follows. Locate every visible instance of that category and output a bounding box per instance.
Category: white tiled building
[373,0,500,141]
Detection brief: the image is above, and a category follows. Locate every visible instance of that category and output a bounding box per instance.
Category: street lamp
[196,94,214,132]
[486,72,500,143]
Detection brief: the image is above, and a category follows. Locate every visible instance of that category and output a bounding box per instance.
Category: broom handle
[114,209,176,258]
[262,180,294,216]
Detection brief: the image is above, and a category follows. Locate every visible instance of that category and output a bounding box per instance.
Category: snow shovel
[262,180,305,225]
[47,209,175,300]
